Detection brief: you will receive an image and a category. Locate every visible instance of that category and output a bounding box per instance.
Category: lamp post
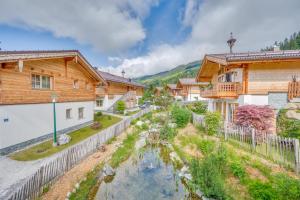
[51,93,58,146]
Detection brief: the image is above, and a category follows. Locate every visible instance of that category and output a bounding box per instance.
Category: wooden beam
[242,64,249,94]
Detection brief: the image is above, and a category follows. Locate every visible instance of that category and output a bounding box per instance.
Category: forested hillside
[262,31,300,51]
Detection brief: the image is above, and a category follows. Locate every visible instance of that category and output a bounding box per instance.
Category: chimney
[273,44,280,52]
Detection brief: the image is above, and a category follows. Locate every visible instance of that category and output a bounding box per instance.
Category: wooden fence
[192,112,300,174]
[7,107,153,200]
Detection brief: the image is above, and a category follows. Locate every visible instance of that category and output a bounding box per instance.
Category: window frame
[78,107,84,119]
[31,74,52,90]
[66,108,72,119]
[73,79,79,89]
[96,98,104,107]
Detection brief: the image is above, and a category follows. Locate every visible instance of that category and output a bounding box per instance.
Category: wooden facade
[0,53,102,105]
[197,54,300,98]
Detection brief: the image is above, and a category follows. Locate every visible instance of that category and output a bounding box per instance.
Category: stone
[184,173,192,181]
[286,110,300,120]
[168,123,177,128]
[58,134,71,145]
[195,189,204,197]
[169,152,181,163]
[285,103,299,109]
[66,192,71,198]
[75,183,80,189]
[145,120,151,124]
[136,121,144,126]
[103,164,115,176]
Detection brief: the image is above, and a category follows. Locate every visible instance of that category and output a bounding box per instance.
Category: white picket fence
[6,107,153,200]
[192,112,300,174]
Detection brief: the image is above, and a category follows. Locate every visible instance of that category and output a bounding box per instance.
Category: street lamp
[51,93,58,146]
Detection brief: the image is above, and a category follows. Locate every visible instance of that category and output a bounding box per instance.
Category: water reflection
[95,147,194,200]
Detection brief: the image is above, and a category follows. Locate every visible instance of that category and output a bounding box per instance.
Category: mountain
[134,60,201,87]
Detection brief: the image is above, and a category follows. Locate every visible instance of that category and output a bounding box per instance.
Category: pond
[95,145,199,200]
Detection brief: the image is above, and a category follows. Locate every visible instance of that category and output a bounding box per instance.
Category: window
[66,109,72,119]
[73,80,79,89]
[78,107,84,119]
[96,98,104,107]
[32,74,52,89]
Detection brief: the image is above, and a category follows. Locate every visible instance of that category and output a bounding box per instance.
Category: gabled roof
[0,50,104,82]
[97,70,144,88]
[166,84,180,90]
[205,50,300,65]
[197,50,300,82]
[155,87,163,91]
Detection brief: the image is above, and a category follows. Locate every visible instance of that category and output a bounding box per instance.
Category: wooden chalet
[176,78,208,101]
[196,49,300,122]
[95,70,144,111]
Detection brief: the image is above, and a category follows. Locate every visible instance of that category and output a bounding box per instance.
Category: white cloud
[112,0,300,78]
[0,0,158,53]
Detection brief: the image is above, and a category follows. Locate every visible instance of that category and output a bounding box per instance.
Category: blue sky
[0,0,299,77]
[0,0,191,68]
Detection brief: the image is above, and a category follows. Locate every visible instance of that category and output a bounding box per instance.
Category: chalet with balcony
[95,71,144,111]
[176,78,208,101]
[0,50,104,154]
[165,84,182,99]
[196,50,300,122]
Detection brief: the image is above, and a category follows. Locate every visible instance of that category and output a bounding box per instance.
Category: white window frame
[96,98,104,107]
[32,74,52,89]
[73,80,79,89]
[66,108,72,119]
[78,107,84,119]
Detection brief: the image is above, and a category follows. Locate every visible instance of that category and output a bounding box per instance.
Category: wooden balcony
[288,81,300,100]
[201,82,242,98]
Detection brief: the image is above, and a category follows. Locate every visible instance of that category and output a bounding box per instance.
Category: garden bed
[10,114,122,161]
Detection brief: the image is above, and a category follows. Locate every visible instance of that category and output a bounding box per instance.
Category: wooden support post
[251,128,256,151]
[294,139,300,174]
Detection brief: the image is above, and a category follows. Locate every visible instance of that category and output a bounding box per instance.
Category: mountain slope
[135,60,201,87]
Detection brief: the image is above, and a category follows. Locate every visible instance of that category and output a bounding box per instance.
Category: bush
[272,174,300,200]
[171,105,191,128]
[141,123,149,130]
[204,112,222,135]
[116,101,126,114]
[195,140,215,155]
[159,124,177,140]
[277,109,300,139]
[235,105,274,132]
[189,102,207,114]
[248,180,275,200]
[190,145,228,199]
[230,161,246,180]
[95,111,102,117]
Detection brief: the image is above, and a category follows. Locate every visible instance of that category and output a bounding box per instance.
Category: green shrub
[248,180,275,200]
[95,111,102,117]
[141,123,149,130]
[159,124,177,140]
[189,102,207,114]
[190,145,228,199]
[116,101,126,114]
[272,174,300,200]
[230,161,246,180]
[171,105,191,128]
[131,118,138,125]
[277,109,300,139]
[195,140,215,155]
[204,112,222,135]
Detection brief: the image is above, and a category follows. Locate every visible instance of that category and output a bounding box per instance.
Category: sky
[0,0,299,78]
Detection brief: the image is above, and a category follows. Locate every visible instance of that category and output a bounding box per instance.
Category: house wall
[248,61,300,94]
[95,94,123,111]
[0,58,98,104]
[0,101,94,153]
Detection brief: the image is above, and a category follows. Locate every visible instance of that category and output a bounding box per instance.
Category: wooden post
[251,128,256,151]
[224,122,227,140]
[294,139,300,174]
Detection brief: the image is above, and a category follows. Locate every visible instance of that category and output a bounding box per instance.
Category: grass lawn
[10,114,122,161]
[126,110,140,116]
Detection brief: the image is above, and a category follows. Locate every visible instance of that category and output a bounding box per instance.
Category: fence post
[295,139,300,174]
[224,121,228,141]
[251,128,256,150]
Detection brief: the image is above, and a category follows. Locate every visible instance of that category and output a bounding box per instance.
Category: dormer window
[73,80,79,89]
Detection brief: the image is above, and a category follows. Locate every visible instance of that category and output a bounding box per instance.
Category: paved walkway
[0,156,52,199]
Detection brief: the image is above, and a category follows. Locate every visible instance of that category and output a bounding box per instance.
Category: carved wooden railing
[201,82,242,98]
[288,82,300,100]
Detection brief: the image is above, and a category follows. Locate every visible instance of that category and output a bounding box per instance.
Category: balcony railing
[201,82,242,98]
[288,81,300,100]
